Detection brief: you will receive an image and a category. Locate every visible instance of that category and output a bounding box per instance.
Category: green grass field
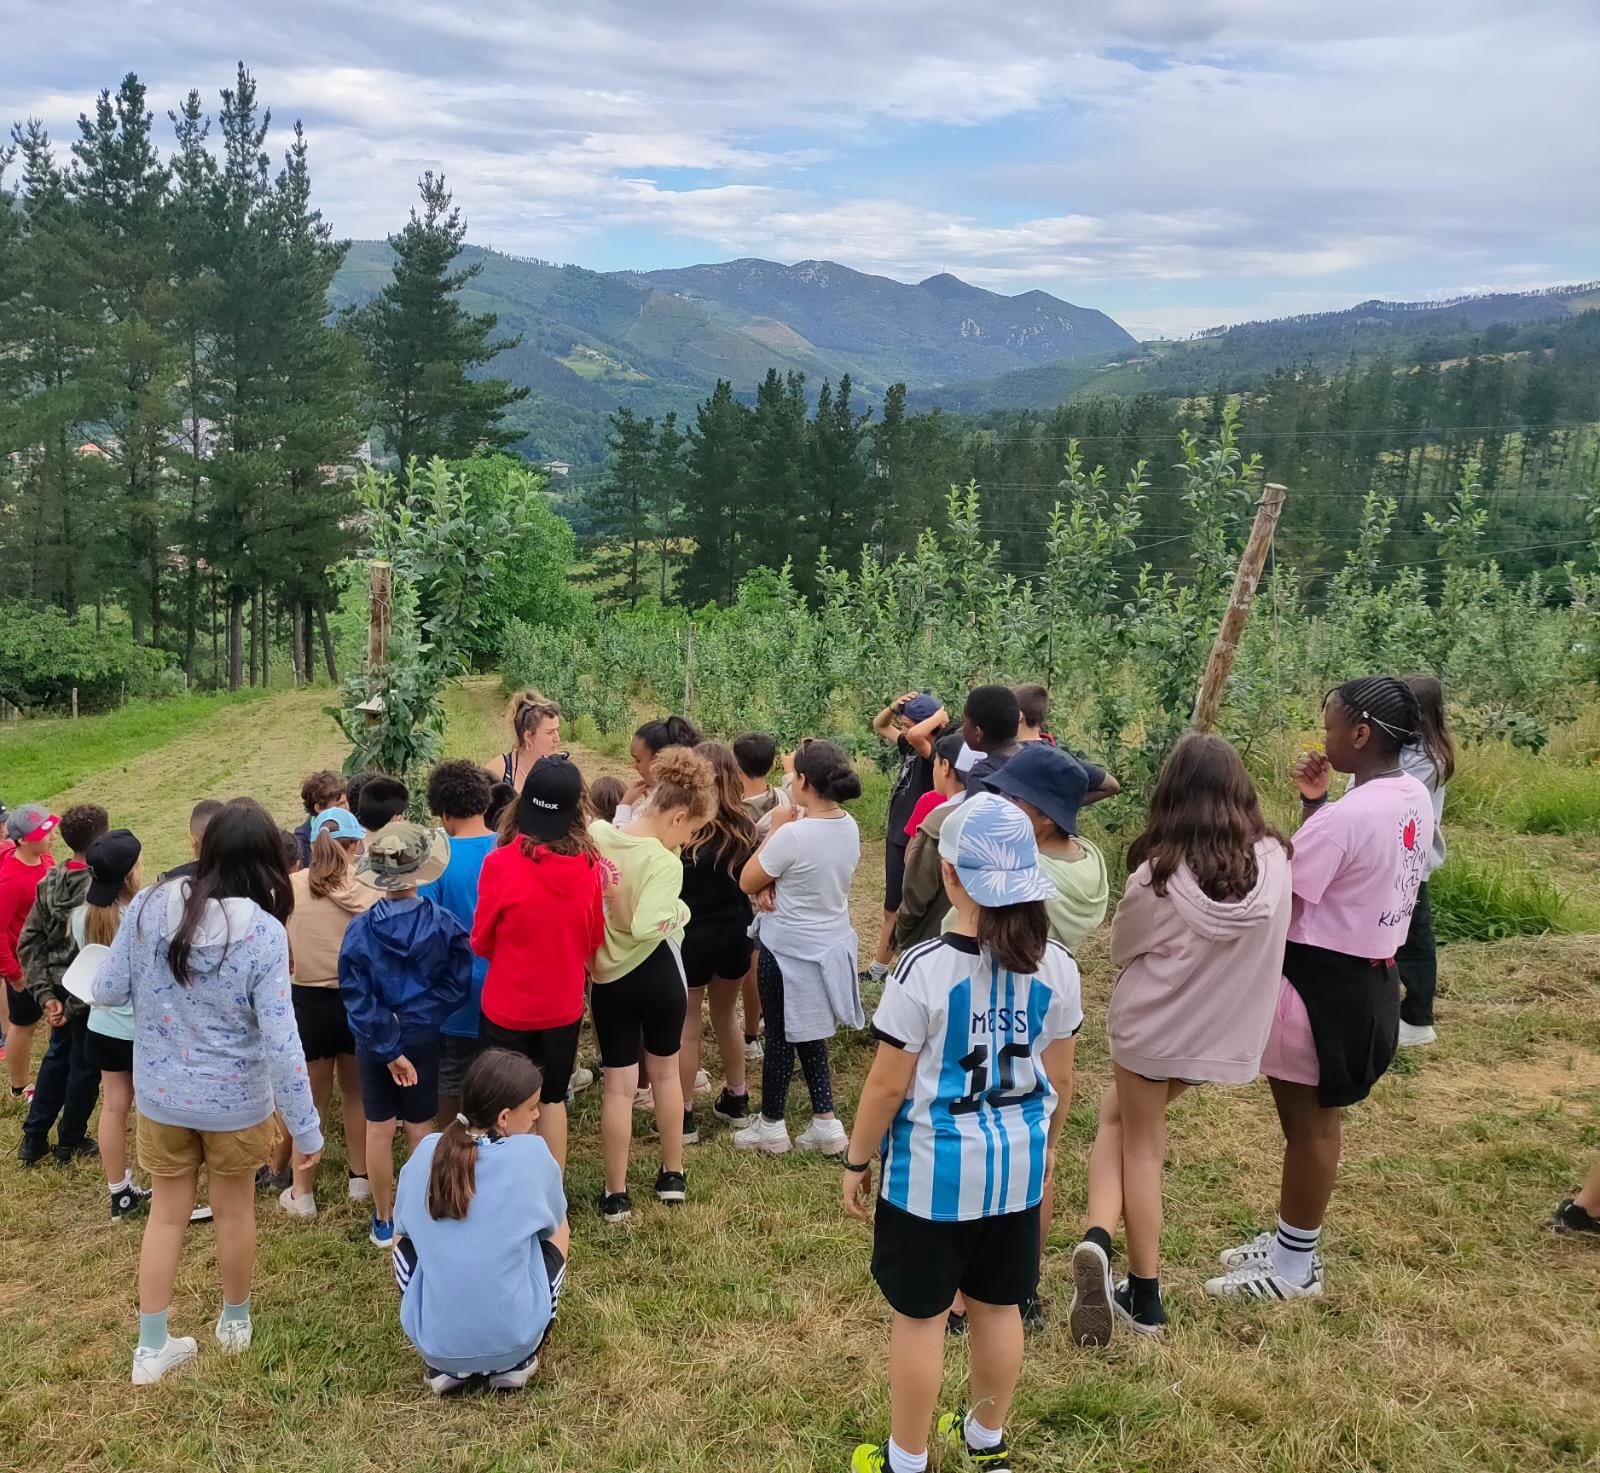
[1,685,1598,1471]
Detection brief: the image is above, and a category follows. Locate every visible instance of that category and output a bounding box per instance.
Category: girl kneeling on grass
[844,794,1081,1473]
[1068,734,1292,1343]
[1208,676,1432,1303]
[393,1048,569,1394]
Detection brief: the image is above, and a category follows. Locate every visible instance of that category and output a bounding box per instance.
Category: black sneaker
[1552,1196,1600,1235]
[682,1109,700,1145]
[255,1165,292,1194]
[110,1182,152,1220]
[945,1309,968,1336]
[16,1135,49,1168]
[711,1087,751,1123]
[596,1190,631,1223]
[1021,1294,1046,1332]
[655,1168,687,1205]
[52,1138,100,1165]
[1113,1279,1168,1336]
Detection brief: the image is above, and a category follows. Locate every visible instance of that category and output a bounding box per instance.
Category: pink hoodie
[1106,837,1292,1084]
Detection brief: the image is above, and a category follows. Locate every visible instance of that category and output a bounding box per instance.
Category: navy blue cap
[984,743,1089,836]
[900,693,941,722]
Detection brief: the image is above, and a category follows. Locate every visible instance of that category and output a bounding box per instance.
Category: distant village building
[541,459,571,478]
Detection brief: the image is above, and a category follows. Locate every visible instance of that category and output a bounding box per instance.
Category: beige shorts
[136,1115,276,1179]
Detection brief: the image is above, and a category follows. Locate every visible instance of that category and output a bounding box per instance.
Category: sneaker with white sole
[655,1167,687,1204]
[693,1069,710,1094]
[215,1316,253,1353]
[369,1215,395,1249]
[1068,1239,1114,1347]
[189,1204,213,1224]
[347,1175,372,1202]
[569,1064,594,1094]
[793,1118,849,1155]
[487,1352,539,1391]
[732,1114,792,1155]
[1204,1259,1324,1301]
[633,1085,654,1112]
[424,1365,470,1396]
[278,1185,317,1220]
[744,1036,764,1062]
[1398,1021,1436,1047]
[1113,1280,1167,1336]
[132,1335,199,1385]
[865,961,890,983]
[110,1181,152,1221]
[1218,1231,1325,1274]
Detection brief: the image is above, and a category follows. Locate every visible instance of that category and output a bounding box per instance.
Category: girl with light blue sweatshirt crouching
[393,1048,569,1395]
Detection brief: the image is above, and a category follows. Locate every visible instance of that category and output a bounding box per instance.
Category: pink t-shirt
[1287,772,1434,959]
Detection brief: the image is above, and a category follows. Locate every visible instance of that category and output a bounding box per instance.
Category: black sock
[1085,1225,1113,1257]
[1126,1272,1162,1313]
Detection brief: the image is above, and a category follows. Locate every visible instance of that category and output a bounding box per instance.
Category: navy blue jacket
[338,896,472,1062]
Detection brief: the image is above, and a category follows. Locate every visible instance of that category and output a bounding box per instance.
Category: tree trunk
[302,601,316,683]
[290,602,305,687]
[368,562,392,691]
[260,586,270,689]
[317,603,338,684]
[228,588,245,691]
[211,580,221,688]
[247,592,258,687]
[150,541,162,652]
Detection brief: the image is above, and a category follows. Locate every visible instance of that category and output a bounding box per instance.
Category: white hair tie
[455,1112,470,1127]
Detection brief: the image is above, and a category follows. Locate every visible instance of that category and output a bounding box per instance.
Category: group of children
[4,666,1595,1470]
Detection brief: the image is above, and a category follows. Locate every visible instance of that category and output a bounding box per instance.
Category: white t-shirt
[758,814,860,929]
[871,932,1083,1223]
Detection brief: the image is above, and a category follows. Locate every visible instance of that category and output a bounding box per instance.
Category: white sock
[964,1411,1004,1450]
[108,1172,130,1192]
[886,1438,927,1473]
[1270,1216,1320,1284]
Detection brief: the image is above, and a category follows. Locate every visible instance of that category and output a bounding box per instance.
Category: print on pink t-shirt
[1286,772,1434,959]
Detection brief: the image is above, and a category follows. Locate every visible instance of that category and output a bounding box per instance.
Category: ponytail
[977,899,1049,975]
[426,1049,543,1220]
[306,831,356,899]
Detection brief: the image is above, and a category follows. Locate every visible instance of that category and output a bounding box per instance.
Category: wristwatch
[844,1158,871,1173]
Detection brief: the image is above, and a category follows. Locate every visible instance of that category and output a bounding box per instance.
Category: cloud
[2,0,1595,335]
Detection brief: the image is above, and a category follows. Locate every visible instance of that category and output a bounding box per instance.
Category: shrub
[1515,771,1600,837]
[0,602,171,713]
[1429,854,1575,942]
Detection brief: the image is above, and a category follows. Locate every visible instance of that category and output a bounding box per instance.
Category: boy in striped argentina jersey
[844,796,1081,1473]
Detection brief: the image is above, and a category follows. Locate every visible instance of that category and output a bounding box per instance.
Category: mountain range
[328,245,1598,466]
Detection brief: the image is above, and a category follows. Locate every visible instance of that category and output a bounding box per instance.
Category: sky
[3,0,1597,338]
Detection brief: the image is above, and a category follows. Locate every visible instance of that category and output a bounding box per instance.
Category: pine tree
[584,407,656,605]
[347,171,527,469]
[742,368,807,575]
[869,382,910,558]
[680,380,752,606]
[648,411,686,601]
[803,374,869,590]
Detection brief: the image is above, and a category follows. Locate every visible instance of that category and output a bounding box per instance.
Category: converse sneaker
[793,1117,849,1155]
[368,1215,395,1249]
[655,1168,687,1204]
[937,1409,1014,1468]
[278,1185,317,1220]
[487,1351,539,1391]
[1068,1239,1114,1347]
[131,1335,199,1385]
[732,1114,792,1155]
[110,1182,151,1221]
[682,1109,700,1146]
[1551,1196,1600,1235]
[424,1365,470,1396]
[596,1189,632,1223]
[1218,1231,1325,1274]
[712,1087,751,1123]
[214,1316,253,1354]
[1204,1259,1324,1301]
[1113,1280,1167,1336]
[1398,1021,1437,1047]
[347,1174,372,1203]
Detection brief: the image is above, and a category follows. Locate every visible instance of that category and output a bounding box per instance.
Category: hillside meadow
[0,681,1597,1471]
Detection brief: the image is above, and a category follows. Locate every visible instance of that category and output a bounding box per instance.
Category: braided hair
[1329,676,1420,759]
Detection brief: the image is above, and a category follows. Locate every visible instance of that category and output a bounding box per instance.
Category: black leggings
[757,945,834,1122]
[1397,880,1437,1026]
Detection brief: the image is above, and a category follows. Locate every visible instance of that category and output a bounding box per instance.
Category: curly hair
[684,743,759,876]
[426,759,493,820]
[649,745,717,822]
[299,770,346,817]
[59,804,110,854]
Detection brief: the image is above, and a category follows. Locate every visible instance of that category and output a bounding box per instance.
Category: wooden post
[290,602,305,689]
[368,561,392,692]
[683,622,696,715]
[71,688,78,721]
[1191,483,1288,732]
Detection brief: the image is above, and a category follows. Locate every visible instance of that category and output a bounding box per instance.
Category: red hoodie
[471,841,605,1030]
[0,850,54,983]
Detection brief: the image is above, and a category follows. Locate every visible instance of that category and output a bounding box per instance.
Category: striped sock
[1269,1217,1320,1286]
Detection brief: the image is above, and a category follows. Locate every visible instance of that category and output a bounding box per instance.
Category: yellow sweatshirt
[589,821,690,984]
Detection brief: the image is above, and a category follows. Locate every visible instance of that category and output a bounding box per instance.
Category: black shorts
[871,1198,1041,1319]
[6,981,42,1028]
[356,1036,441,1124]
[1282,940,1401,1108]
[437,1034,479,1097]
[84,1027,133,1074]
[590,943,687,1068]
[680,921,753,988]
[884,839,908,913]
[478,1017,580,1103]
[292,985,355,1062]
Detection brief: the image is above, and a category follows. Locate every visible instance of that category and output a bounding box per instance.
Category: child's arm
[252,927,324,1158]
[0,877,24,985]
[469,859,500,963]
[902,704,947,760]
[440,914,472,1016]
[1039,1034,1078,1178]
[339,924,400,1062]
[1108,871,1156,970]
[628,855,688,942]
[893,830,941,948]
[740,814,797,895]
[17,883,58,1013]
[842,1042,918,1220]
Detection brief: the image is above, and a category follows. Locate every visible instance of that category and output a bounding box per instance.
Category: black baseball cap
[516,756,583,842]
[86,829,142,907]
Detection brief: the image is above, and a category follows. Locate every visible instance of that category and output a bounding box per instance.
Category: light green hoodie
[589,820,690,983]
[1039,835,1110,948]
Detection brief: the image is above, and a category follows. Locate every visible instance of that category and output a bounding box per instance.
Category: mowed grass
[0,687,1598,1470]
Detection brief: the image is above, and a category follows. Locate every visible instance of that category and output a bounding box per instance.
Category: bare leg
[335,1054,367,1176]
[293,1059,335,1200]
[547,1219,571,1260]
[678,986,705,1104]
[644,1050,684,1174]
[209,1170,257,1308]
[741,966,762,1040]
[887,1311,947,1457]
[601,1063,639,1194]
[1575,1156,1600,1214]
[138,1170,199,1313]
[366,1118,398,1221]
[874,911,896,968]
[708,978,746,1093]
[538,1099,569,1171]
[1270,1078,1342,1230]
[1115,1067,1189,1279]
[268,1113,291,1174]
[964,1297,1025,1438]
[1083,1083,1125,1234]
[402,1119,431,1155]
[6,1017,35,1090]
[100,1071,134,1185]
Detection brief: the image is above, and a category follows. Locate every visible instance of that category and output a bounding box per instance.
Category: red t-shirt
[903,790,948,840]
[470,842,605,1030]
[0,850,55,983]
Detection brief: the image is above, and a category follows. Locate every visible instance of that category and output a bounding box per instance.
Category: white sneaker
[487,1352,539,1391]
[693,1069,710,1095]
[424,1365,470,1396]
[866,961,890,982]
[1204,1259,1324,1301]
[214,1316,253,1353]
[569,1064,595,1094]
[1218,1232,1325,1273]
[633,1085,654,1112]
[131,1335,198,1385]
[278,1185,317,1220]
[744,1037,764,1062]
[189,1204,213,1224]
[732,1114,792,1155]
[1398,1021,1437,1047]
[347,1175,372,1202]
[793,1118,849,1155]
